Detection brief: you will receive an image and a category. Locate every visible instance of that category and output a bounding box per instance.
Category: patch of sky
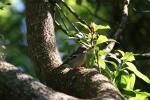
[20,18,27,46]
[11,0,24,13]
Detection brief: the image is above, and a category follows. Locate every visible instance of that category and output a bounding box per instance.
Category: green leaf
[68,37,78,39]
[98,57,106,69]
[126,74,136,90]
[122,52,135,62]
[106,61,118,69]
[117,50,125,56]
[96,35,108,45]
[108,39,117,42]
[90,22,110,32]
[98,50,108,55]
[103,67,113,80]
[108,53,121,64]
[125,62,150,84]
[68,31,77,37]
[120,73,129,88]
[85,50,95,67]
[122,89,136,97]
[76,22,89,31]
[129,91,150,100]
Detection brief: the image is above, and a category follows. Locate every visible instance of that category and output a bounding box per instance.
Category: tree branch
[0,60,78,100]
[134,53,150,60]
[47,66,123,99]
[103,0,130,59]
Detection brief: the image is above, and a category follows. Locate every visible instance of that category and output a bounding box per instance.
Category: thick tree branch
[0,60,77,100]
[47,66,123,99]
[0,60,123,100]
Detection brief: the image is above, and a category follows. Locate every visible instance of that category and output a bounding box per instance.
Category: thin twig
[81,5,111,24]
[134,53,150,60]
[56,3,80,33]
[56,6,70,32]
[60,0,91,30]
[54,20,69,35]
[133,8,150,13]
[103,0,130,59]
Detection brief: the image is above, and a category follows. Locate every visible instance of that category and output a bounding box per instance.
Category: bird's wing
[63,50,79,64]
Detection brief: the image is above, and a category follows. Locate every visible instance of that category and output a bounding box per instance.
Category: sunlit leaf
[120,73,129,87]
[98,57,106,69]
[108,53,121,64]
[108,39,117,42]
[106,61,118,69]
[98,50,107,55]
[96,35,108,45]
[129,91,150,100]
[126,74,136,90]
[68,31,76,37]
[122,52,135,62]
[117,50,125,57]
[90,22,110,32]
[125,62,150,84]
[103,67,113,80]
[68,37,78,39]
[85,50,95,67]
[76,22,89,31]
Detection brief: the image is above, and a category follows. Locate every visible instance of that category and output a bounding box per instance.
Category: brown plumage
[62,46,87,68]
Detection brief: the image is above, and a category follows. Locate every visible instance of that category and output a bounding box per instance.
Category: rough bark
[48,66,123,99]
[26,0,62,83]
[0,60,77,100]
[0,60,123,100]
[25,0,123,99]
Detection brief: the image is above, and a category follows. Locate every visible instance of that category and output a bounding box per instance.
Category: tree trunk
[25,0,62,83]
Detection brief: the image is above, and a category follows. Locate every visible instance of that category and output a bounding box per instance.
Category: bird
[62,46,88,68]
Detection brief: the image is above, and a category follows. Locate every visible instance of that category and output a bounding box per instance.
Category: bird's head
[77,46,87,54]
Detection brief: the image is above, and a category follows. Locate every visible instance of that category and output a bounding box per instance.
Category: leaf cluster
[67,22,150,99]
